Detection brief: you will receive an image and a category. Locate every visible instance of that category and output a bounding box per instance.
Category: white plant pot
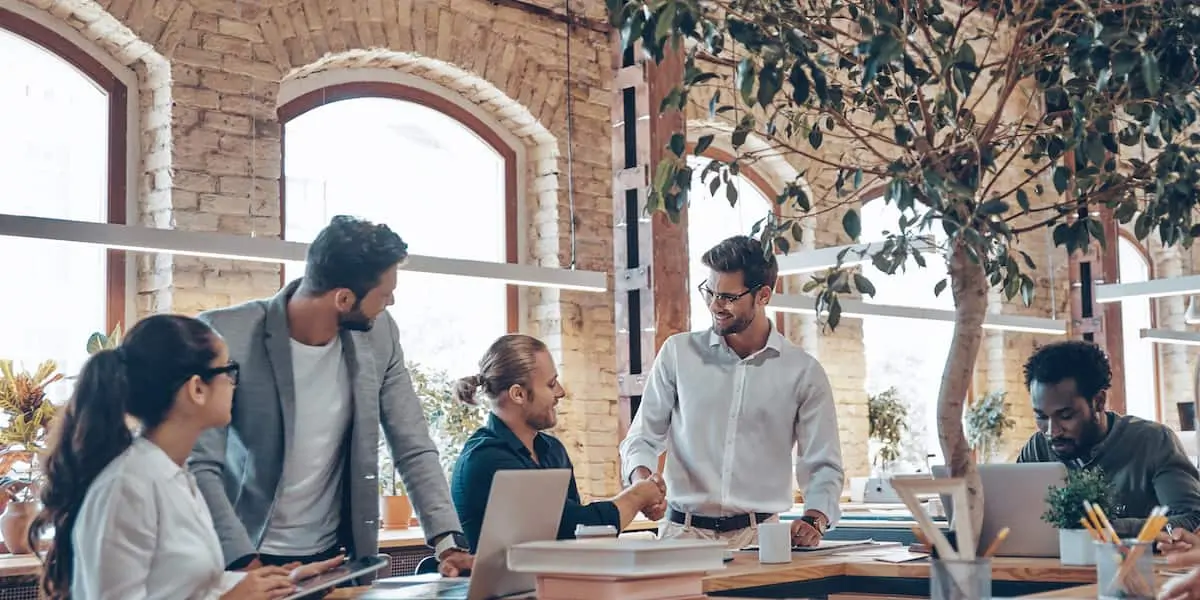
[1058,528,1096,565]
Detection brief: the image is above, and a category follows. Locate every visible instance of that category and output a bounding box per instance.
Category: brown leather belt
[668,508,775,533]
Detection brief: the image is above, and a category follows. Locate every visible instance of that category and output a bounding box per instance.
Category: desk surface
[326,551,1096,599]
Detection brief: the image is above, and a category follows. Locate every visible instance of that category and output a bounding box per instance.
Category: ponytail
[32,348,132,600]
[453,375,484,406]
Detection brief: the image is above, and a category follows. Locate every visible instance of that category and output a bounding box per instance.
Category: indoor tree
[610,0,1200,539]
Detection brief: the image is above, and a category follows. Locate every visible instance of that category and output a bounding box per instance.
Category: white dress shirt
[619,327,845,522]
[72,437,245,599]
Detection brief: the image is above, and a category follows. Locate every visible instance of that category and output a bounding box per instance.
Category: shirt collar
[131,437,188,481]
[485,413,550,457]
[707,322,785,355]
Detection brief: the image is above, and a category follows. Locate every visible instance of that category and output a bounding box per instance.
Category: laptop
[360,468,572,600]
[931,462,1067,557]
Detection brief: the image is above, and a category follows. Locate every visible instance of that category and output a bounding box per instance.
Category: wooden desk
[328,551,1097,599]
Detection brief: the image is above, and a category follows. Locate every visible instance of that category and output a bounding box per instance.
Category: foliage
[85,323,124,356]
[965,390,1016,460]
[867,387,909,471]
[378,362,488,496]
[1042,467,1114,529]
[610,0,1200,327]
[0,360,62,502]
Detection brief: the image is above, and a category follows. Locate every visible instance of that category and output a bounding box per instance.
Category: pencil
[982,527,1010,558]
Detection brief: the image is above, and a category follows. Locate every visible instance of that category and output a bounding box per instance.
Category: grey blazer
[188,280,462,567]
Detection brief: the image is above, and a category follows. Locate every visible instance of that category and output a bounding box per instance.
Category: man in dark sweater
[1016,340,1200,537]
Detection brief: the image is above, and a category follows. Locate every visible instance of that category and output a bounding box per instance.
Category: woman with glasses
[30,314,341,600]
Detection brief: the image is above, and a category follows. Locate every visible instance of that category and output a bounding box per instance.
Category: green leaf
[737,58,756,106]
[668,133,685,157]
[790,221,805,244]
[85,333,105,355]
[1142,52,1161,96]
[933,279,947,297]
[788,62,811,105]
[894,124,912,146]
[757,63,782,108]
[930,19,955,36]
[1052,166,1070,195]
[694,134,714,155]
[653,1,676,43]
[827,295,842,330]
[808,126,824,149]
[979,199,1009,215]
[842,209,862,240]
[853,273,876,297]
[1016,189,1030,212]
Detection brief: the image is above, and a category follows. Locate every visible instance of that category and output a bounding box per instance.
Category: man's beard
[1050,417,1103,461]
[339,309,374,332]
[713,312,753,336]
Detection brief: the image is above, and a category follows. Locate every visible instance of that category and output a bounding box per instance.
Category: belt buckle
[711,515,729,531]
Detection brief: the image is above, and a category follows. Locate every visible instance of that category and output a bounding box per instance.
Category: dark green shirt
[1017,411,1200,537]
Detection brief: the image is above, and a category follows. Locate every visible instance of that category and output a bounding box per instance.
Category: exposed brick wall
[18,0,1196,505]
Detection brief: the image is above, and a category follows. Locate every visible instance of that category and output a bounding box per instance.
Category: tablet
[283,555,391,600]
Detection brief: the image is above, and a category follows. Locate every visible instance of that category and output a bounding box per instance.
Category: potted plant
[965,391,1017,463]
[0,359,61,553]
[409,362,488,482]
[613,0,1200,543]
[868,387,908,475]
[1042,467,1113,565]
[377,442,412,530]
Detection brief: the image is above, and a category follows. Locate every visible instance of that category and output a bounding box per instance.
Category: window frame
[0,6,128,333]
[1113,230,1162,422]
[276,81,520,333]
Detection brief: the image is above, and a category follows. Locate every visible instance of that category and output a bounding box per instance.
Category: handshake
[617,467,669,521]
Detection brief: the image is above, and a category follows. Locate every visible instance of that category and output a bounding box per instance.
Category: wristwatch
[434,532,470,560]
[800,515,828,536]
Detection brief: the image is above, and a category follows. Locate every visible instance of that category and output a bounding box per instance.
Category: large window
[1118,235,1158,421]
[686,155,776,331]
[279,84,515,379]
[0,8,125,381]
[860,200,949,472]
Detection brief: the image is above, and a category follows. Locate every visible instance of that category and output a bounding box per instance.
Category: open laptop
[360,468,572,600]
[931,462,1067,557]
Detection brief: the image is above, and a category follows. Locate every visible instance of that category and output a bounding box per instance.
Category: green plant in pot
[377,439,412,530]
[1042,467,1113,566]
[409,362,488,481]
[0,359,62,554]
[965,391,1016,463]
[868,387,908,475]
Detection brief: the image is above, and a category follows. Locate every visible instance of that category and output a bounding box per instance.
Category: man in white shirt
[190,216,472,579]
[619,235,845,548]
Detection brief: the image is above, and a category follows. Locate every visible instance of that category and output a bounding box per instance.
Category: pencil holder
[930,557,992,600]
[1095,540,1155,599]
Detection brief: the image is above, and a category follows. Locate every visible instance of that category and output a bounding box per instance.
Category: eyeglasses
[198,361,240,386]
[697,283,760,305]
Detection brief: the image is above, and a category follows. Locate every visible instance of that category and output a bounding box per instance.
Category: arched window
[1117,235,1158,421]
[0,7,127,377]
[860,199,949,471]
[278,82,517,378]
[685,154,778,331]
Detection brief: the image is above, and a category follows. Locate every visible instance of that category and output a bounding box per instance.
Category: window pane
[1118,237,1157,421]
[860,200,950,471]
[282,97,507,378]
[0,27,109,381]
[686,156,775,331]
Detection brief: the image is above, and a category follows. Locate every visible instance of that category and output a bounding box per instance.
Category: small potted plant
[1042,468,1113,565]
[0,359,62,554]
[378,440,412,530]
[868,387,908,475]
[965,391,1016,463]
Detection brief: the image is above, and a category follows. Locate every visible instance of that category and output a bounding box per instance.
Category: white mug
[757,521,792,564]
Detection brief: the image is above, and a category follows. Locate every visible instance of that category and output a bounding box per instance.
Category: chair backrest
[414,555,439,575]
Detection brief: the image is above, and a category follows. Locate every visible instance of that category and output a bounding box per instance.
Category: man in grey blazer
[188,215,473,578]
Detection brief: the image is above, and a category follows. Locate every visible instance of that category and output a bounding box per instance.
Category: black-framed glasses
[697,283,759,305]
[199,361,240,386]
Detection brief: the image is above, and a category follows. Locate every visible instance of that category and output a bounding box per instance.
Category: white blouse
[71,437,246,599]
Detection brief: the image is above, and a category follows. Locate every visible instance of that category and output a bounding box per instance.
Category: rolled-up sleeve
[794,361,845,524]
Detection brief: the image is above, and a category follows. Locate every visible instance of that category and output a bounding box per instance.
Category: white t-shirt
[258,335,353,555]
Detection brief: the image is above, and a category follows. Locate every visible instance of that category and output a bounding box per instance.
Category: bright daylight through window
[860,199,949,472]
[686,155,775,331]
[0,26,110,381]
[282,97,507,378]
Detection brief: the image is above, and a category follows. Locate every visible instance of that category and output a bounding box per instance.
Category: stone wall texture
[10,0,1197,502]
